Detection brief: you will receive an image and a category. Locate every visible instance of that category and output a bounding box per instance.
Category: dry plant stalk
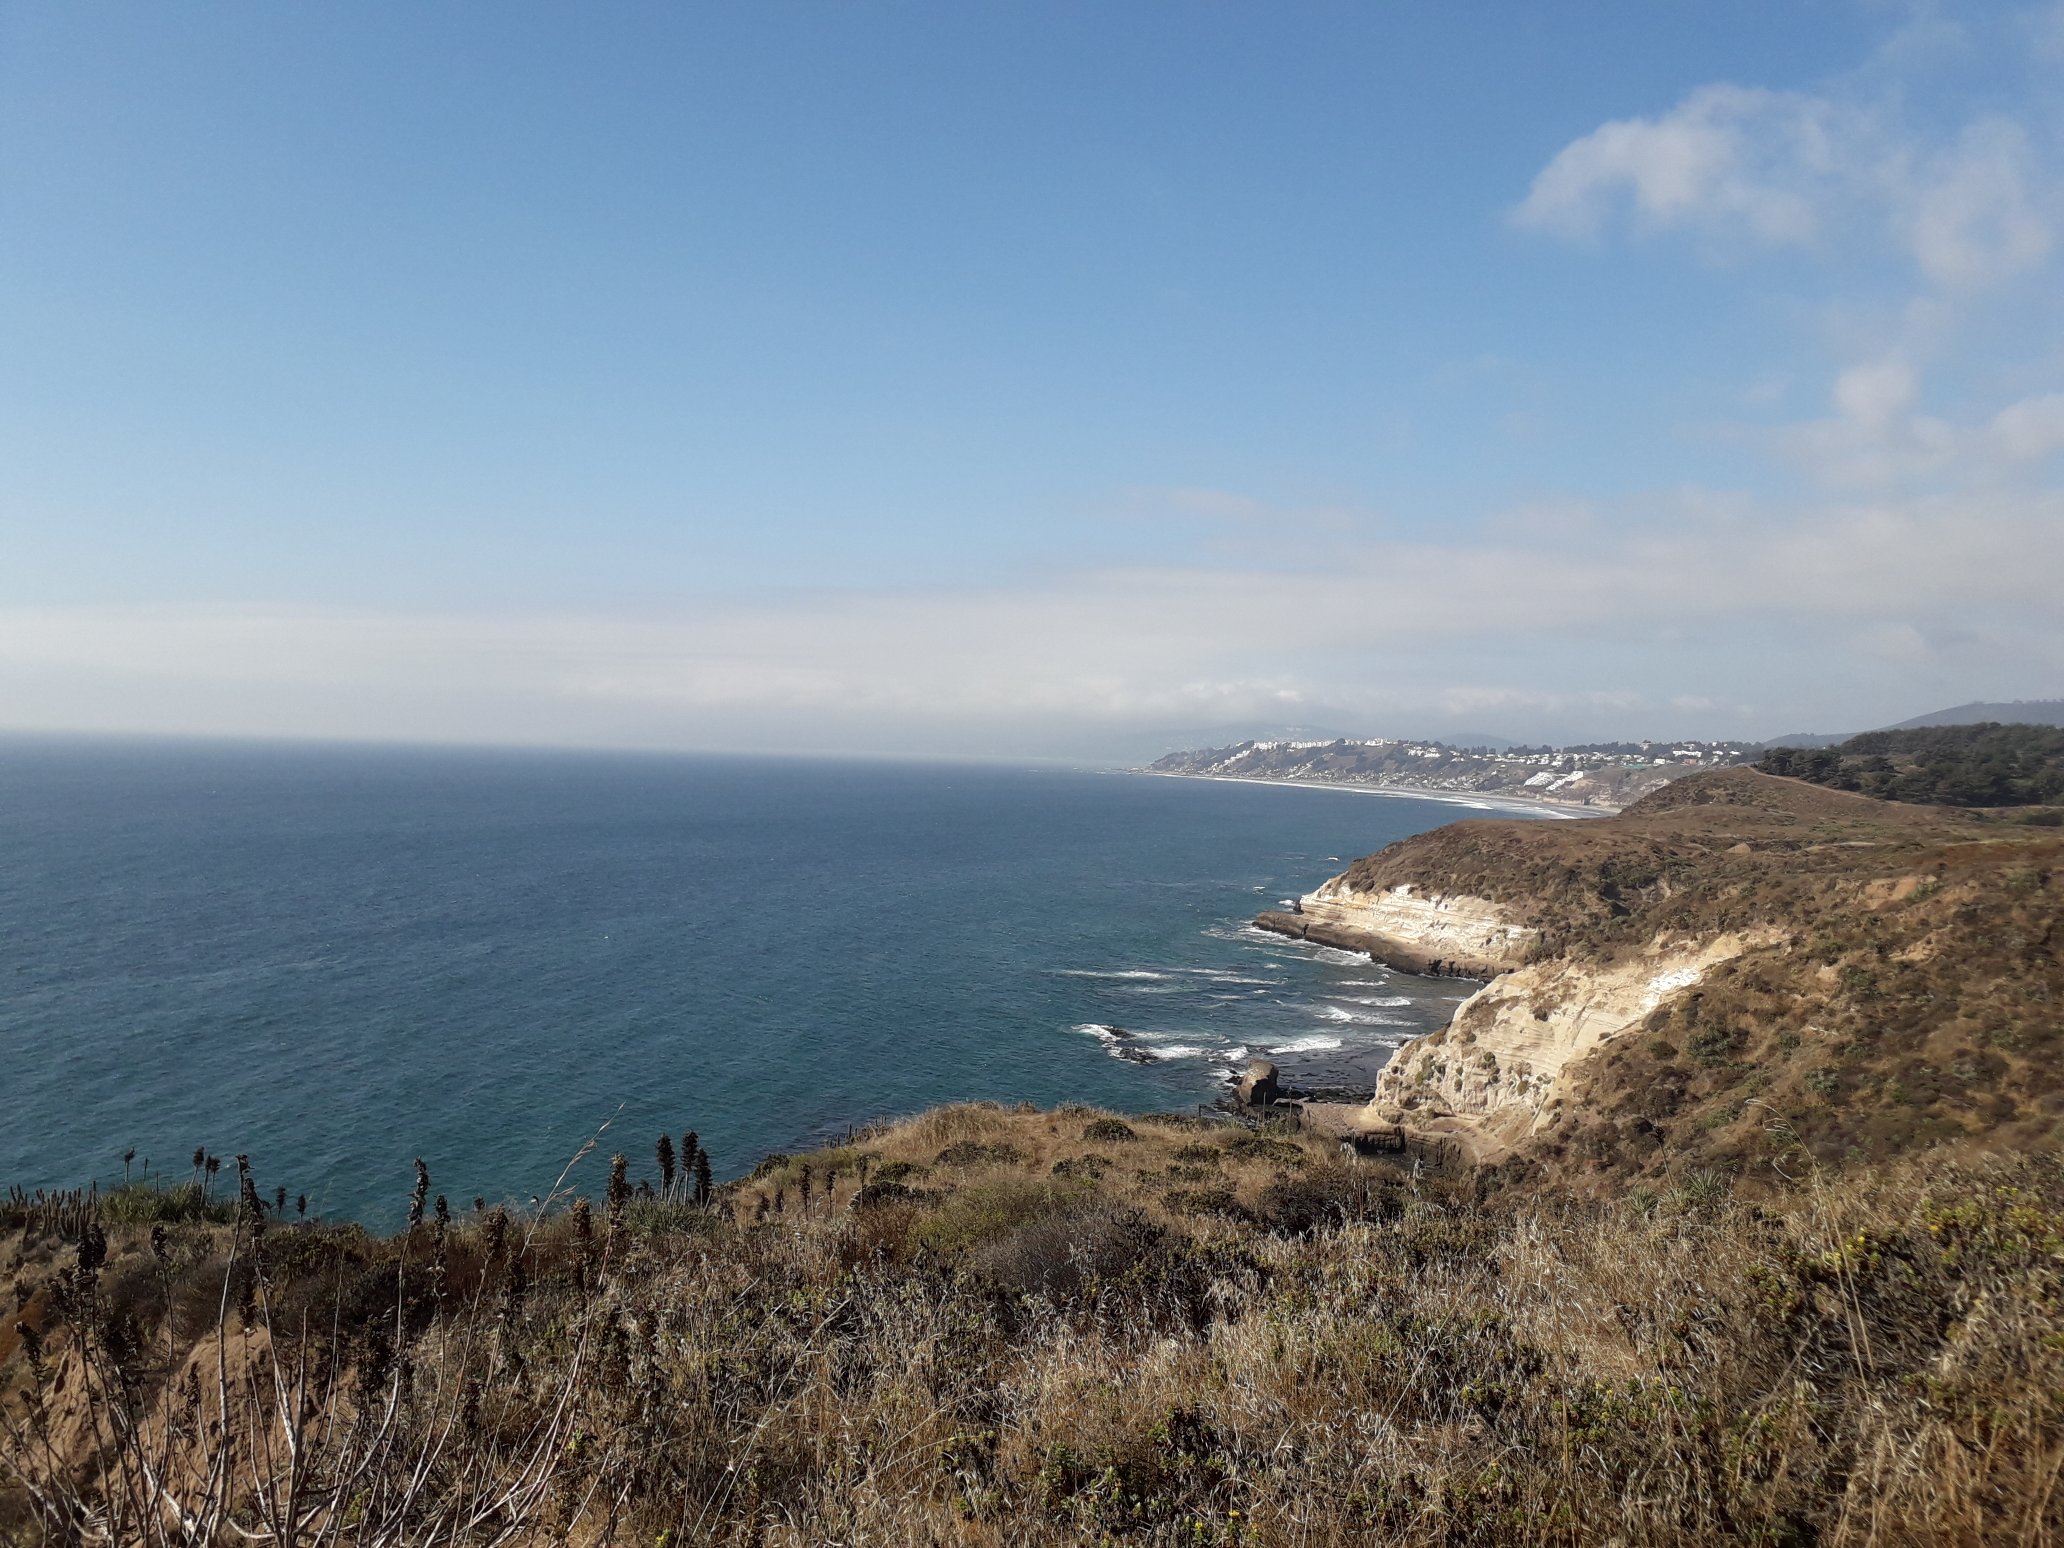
[3,1106,2061,1546]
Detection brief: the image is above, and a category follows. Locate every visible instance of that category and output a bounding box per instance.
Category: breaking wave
[1267,1035,1344,1054]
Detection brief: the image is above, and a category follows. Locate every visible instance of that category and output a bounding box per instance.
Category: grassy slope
[1322,770,2064,1188]
[7,1107,2064,1544]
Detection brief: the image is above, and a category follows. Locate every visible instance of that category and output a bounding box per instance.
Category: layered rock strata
[1255,879,1535,979]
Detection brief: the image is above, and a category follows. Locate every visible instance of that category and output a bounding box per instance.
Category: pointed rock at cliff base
[1236,1060,1281,1107]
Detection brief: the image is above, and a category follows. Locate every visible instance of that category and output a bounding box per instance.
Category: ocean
[0,738,1552,1224]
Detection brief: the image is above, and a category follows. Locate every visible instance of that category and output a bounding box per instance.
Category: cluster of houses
[1148,736,1762,806]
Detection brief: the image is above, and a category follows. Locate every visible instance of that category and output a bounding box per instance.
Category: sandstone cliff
[1258,768,2064,1187]
[1364,927,1786,1158]
[1256,880,1534,978]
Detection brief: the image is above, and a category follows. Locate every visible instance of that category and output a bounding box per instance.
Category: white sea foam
[1346,995,1412,1008]
[1319,1005,1412,1026]
[1268,1036,1344,1054]
[1056,968,1173,981]
[1213,923,1285,945]
[1148,1044,1209,1060]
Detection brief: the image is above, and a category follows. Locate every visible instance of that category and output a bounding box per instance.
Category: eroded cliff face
[1256,880,1535,978]
[1242,770,2064,1185]
[1362,929,1787,1156]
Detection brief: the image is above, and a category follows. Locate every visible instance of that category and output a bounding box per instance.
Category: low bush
[1080,1117,1139,1143]
[911,1177,1088,1257]
[936,1140,1026,1168]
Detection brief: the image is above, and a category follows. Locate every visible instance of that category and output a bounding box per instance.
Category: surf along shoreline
[1132,768,1617,820]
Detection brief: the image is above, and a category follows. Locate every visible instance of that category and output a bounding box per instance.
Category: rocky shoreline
[1246,814,1788,1162]
[1232,767,2064,1180]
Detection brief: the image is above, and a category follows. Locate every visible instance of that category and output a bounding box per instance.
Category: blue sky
[2,2,2060,754]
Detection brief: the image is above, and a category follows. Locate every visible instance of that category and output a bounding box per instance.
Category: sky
[2,2,2061,757]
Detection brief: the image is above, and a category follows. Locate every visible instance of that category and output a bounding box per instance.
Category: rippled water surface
[0,739,1549,1222]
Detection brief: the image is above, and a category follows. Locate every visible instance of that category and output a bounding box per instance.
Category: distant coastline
[1134,768,1613,819]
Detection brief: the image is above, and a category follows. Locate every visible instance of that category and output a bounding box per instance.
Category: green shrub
[1080,1118,1139,1144]
[1688,1026,1742,1067]
[1163,1184,1243,1218]
[1223,1132,1304,1166]
[936,1141,1025,1168]
[1254,1168,1390,1235]
[1050,1154,1112,1181]
[913,1178,1088,1256]
[965,1201,1167,1305]
[98,1182,235,1225]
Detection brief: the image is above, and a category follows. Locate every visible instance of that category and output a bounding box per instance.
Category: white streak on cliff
[1298,879,1536,971]
[1364,929,1787,1155]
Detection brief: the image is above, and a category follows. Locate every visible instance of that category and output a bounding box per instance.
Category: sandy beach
[1134,769,1613,820]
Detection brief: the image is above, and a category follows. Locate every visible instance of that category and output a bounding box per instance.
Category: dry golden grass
[7,1105,2064,1545]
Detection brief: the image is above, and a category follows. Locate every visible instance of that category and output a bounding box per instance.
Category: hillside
[7,1109,2064,1544]
[1758,696,2064,747]
[1258,769,2063,1183]
[1760,721,2064,808]
[1887,698,2064,730]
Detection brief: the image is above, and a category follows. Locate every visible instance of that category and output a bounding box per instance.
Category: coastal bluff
[1256,882,1532,979]
[1258,767,2064,1182]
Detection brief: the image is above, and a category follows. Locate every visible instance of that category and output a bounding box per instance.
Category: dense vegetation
[8,1107,2064,1545]
[1759,722,2064,808]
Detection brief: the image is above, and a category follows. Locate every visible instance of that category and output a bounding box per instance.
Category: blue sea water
[0,739,1549,1225]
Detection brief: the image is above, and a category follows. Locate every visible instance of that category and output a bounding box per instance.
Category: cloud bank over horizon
[2,4,2061,756]
[7,473,2059,754]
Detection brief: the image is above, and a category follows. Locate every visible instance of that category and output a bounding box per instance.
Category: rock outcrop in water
[1235,1059,1281,1107]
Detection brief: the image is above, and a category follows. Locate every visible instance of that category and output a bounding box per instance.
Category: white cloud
[1780,363,2064,487]
[2,485,2057,750]
[1515,81,2055,292]
[1903,119,2053,288]
[1988,392,2064,460]
[1513,85,1857,247]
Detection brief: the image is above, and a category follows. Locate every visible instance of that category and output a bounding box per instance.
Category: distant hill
[1760,722,2064,808]
[1758,729,1854,749]
[1762,698,2064,748]
[1885,699,2064,730]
